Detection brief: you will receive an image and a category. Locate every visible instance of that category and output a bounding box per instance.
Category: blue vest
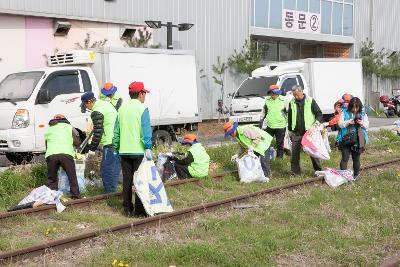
[337,109,369,145]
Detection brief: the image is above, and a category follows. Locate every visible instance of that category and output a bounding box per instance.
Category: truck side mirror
[37,89,51,104]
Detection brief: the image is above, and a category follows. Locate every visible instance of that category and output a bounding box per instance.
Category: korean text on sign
[282,9,321,34]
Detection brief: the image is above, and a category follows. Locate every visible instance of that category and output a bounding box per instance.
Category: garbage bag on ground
[58,159,87,194]
[301,123,331,160]
[236,152,269,183]
[16,185,66,212]
[134,160,174,216]
[315,168,354,188]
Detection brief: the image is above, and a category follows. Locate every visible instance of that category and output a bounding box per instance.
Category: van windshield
[235,76,279,98]
[0,71,44,101]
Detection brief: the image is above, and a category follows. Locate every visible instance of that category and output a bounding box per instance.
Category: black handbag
[341,125,358,146]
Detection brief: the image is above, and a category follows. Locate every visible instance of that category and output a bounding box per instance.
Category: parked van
[0,48,201,164]
[229,58,363,125]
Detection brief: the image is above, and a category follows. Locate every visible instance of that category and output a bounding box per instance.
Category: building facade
[0,0,399,118]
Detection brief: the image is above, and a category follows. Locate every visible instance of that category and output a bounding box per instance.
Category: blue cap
[80,92,95,108]
[101,82,118,96]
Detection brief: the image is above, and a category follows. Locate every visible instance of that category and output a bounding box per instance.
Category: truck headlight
[12,109,30,129]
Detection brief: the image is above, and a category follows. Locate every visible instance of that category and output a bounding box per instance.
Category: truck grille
[0,140,8,148]
[233,109,262,114]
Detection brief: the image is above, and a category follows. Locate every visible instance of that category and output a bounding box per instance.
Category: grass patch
[74,169,400,267]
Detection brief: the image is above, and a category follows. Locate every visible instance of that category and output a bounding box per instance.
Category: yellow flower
[118,263,124,267]
[125,264,129,267]
[112,259,118,265]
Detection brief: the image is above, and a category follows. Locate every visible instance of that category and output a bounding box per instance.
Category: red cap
[129,82,150,93]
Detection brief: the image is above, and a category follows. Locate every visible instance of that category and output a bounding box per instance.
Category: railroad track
[0,158,399,263]
[0,171,231,220]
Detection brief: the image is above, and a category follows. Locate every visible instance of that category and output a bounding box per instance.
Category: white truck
[229,58,363,126]
[0,47,201,164]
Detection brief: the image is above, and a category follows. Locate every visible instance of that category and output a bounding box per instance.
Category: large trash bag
[58,159,87,194]
[236,152,269,183]
[301,123,331,160]
[315,168,354,188]
[134,160,174,216]
[16,185,66,212]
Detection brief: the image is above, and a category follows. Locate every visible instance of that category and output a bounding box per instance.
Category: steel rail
[0,158,399,263]
[380,253,400,267]
[0,172,230,220]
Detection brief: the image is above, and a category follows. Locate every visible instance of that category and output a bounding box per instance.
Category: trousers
[340,145,361,176]
[290,132,322,175]
[265,127,286,158]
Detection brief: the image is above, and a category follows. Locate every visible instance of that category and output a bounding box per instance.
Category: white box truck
[0,47,201,164]
[230,58,363,125]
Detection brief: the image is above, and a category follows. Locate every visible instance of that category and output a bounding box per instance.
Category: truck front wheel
[152,130,172,146]
[5,152,34,165]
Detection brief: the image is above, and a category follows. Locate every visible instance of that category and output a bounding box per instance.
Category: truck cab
[230,62,309,124]
[0,51,99,164]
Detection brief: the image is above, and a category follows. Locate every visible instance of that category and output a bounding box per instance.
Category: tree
[228,40,263,76]
[125,27,152,48]
[212,56,229,120]
[75,33,108,49]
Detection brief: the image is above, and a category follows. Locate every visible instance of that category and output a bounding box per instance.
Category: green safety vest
[100,94,122,110]
[117,99,146,154]
[44,123,75,158]
[236,125,273,155]
[264,95,287,129]
[188,143,210,178]
[290,96,316,131]
[93,99,117,145]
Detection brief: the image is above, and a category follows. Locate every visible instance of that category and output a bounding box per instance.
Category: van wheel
[5,153,33,165]
[153,130,172,146]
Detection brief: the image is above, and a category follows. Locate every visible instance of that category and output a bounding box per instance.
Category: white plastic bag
[19,185,66,213]
[134,160,174,216]
[301,123,331,160]
[236,152,269,183]
[58,160,87,194]
[284,129,292,151]
[315,168,354,188]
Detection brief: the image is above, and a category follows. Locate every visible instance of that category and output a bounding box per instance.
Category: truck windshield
[0,71,44,101]
[235,76,279,98]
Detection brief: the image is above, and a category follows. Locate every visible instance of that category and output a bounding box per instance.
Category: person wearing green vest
[80,91,120,193]
[113,81,153,217]
[99,82,123,111]
[260,85,287,158]
[167,134,210,179]
[45,114,82,199]
[223,121,273,177]
[288,85,324,175]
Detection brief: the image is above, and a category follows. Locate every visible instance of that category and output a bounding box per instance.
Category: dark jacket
[171,152,194,166]
[47,118,82,148]
[89,111,104,151]
[288,96,323,135]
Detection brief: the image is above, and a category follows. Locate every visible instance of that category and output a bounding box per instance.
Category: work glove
[165,152,173,157]
[231,154,239,162]
[145,149,153,161]
[322,122,329,127]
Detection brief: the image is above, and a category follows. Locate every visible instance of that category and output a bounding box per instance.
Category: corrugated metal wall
[0,0,251,119]
[355,0,400,54]
[354,0,400,108]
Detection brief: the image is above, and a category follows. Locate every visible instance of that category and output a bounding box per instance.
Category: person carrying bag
[337,97,369,179]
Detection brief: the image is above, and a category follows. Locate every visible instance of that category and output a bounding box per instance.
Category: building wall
[0,14,25,81]
[25,17,54,68]
[354,0,400,56]
[0,0,251,119]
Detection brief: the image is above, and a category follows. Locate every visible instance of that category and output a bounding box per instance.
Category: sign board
[134,160,173,216]
[282,9,321,34]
